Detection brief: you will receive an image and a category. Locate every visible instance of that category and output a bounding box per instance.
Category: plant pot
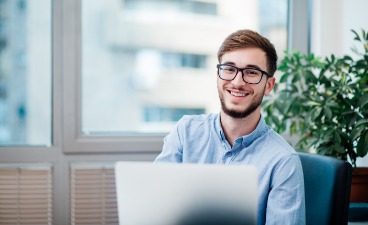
[350,167,368,203]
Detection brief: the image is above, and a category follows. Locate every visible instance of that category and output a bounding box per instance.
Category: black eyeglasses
[217,64,272,84]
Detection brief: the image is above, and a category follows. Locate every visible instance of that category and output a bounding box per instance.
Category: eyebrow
[221,61,262,70]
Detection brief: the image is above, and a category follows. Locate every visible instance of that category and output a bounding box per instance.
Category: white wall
[312,0,368,57]
[342,0,368,56]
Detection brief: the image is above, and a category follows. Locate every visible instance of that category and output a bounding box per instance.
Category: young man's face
[217,48,275,119]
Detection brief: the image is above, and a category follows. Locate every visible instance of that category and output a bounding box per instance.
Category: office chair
[298,152,352,225]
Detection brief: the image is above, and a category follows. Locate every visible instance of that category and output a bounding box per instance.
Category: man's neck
[220,110,261,147]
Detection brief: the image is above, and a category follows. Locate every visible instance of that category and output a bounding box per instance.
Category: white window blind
[0,165,53,225]
[70,164,118,225]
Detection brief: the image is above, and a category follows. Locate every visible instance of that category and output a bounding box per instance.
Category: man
[154,29,306,225]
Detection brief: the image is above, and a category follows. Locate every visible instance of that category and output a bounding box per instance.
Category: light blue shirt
[154,113,306,225]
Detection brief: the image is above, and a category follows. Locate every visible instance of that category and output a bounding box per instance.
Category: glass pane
[81,0,287,134]
[0,0,52,146]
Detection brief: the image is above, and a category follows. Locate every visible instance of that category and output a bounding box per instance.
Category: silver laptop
[115,162,258,225]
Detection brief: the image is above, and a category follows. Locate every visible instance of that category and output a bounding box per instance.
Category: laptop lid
[115,162,258,225]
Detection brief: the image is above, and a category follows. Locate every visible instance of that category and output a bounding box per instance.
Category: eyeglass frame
[216,64,273,84]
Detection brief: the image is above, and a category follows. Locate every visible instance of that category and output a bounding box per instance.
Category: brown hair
[217,29,278,76]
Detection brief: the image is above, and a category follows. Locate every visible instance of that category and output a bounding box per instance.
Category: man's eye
[224,67,236,72]
[245,69,259,75]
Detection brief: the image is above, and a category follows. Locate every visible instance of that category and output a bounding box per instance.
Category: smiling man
[154,29,306,225]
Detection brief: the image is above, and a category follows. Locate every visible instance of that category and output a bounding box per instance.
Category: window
[162,52,207,69]
[80,0,288,136]
[142,106,205,132]
[0,0,52,146]
[144,107,205,122]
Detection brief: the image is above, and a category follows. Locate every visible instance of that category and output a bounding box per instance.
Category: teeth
[231,91,247,97]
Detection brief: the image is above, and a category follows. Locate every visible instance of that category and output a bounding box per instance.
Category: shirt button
[226,152,233,157]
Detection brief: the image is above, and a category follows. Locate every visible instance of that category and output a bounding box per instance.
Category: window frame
[62,0,164,153]
[287,0,311,53]
[62,0,310,153]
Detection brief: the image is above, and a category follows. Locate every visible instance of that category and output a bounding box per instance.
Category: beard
[219,85,266,119]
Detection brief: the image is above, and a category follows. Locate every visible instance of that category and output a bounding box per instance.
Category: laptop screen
[115,162,258,225]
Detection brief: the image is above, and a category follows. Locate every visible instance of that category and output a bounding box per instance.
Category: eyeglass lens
[218,65,263,84]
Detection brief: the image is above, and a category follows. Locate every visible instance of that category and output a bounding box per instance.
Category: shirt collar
[241,115,269,147]
[215,114,226,141]
[215,113,269,147]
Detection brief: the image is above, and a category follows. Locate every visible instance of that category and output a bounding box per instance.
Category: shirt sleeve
[265,154,306,225]
[154,119,184,163]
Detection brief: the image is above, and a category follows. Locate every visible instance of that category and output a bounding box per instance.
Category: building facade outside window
[81,0,288,135]
[0,0,51,146]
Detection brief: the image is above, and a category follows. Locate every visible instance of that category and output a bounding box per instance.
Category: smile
[229,91,249,97]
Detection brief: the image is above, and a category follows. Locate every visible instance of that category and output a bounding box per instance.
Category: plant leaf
[279,73,289,83]
[357,130,368,157]
[334,130,342,143]
[278,64,288,71]
[351,125,365,141]
[334,143,345,154]
[324,107,332,120]
[352,29,361,41]
[307,101,321,106]
[359,93,368,107]
[290,121,297,134]
[305,70,318,83]
[311,108,322,120]
[355,118,368,127]
[348,113,358,128]
[343,55,353,61]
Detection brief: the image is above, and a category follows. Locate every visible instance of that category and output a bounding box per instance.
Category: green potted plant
[263,29,368,203]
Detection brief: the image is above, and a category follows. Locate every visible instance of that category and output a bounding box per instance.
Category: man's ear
[264,77,275,96]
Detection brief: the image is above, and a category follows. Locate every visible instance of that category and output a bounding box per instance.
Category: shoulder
[265,128,297,156]
[264,129,303,174]
[254,128,302,172]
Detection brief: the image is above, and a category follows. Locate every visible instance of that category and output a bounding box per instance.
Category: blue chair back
[298,152,352,225]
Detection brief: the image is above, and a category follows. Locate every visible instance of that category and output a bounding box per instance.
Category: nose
[231,70,245,85]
